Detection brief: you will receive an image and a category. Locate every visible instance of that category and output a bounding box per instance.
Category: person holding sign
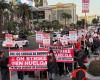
[17,47,24,80]
[0,50,9,80]
[47,52,59,80]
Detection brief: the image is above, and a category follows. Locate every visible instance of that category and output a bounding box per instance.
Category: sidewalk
[11,74,71,80]
[0,72,71,80]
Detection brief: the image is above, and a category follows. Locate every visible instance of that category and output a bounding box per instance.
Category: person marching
[0,50,9,80]
[17,46,24,80]
[47,52,59,80]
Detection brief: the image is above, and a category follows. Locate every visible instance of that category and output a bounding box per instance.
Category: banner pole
[64,62,66,74]
[84,12,87,49]
[46,71,48,80]
[39,44,41,48]
[39,71,40,80]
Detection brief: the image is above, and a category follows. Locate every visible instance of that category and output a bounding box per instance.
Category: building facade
[50,3,77,24]
[78,15,97,24]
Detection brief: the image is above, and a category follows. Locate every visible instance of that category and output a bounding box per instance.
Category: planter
[88,60,100,75]
[87,60,100,80]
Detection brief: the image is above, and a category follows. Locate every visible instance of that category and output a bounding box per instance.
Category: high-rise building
[32,2,77,25]
[34,0,48,7]
[78,15,97,24]
[50,3,76,24]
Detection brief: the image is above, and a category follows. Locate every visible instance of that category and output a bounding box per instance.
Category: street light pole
[84,12,87,48]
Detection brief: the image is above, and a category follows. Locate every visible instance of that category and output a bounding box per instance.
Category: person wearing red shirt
[75,40,81,51]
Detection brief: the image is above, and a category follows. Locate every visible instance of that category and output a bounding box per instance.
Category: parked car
[2,39,29,48]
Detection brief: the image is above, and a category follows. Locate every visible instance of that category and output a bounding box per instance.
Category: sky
[48,0,100,16]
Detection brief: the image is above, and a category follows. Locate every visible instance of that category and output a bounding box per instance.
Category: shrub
[88,60,100,76]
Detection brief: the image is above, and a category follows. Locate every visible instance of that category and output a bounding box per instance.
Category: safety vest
[71,69,87,80]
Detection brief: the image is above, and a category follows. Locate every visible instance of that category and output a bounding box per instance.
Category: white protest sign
[36,32,43,43]
[69,31,77,43]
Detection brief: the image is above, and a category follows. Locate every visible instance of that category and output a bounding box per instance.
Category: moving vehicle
[2,39,29,48]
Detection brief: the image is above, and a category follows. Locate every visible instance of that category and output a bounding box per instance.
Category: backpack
[71,69,87,80]
[76,70,85,80]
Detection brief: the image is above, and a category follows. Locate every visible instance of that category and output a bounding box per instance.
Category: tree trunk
[65,18,67,27]
[0,9,3,38]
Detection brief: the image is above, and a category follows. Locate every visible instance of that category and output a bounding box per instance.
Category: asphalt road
[0,36,100,80]
[0,36,39,56]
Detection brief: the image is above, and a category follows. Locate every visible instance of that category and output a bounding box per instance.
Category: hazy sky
[48,0,100,16]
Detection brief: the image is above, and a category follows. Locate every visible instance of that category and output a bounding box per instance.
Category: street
[0,36,72,80]
[0,0,100,80]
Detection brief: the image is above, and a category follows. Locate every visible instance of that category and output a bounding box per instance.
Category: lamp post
[82,0,90,48]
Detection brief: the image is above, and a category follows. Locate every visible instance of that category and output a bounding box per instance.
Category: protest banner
[60,35,68,46]
[78,29,84,38]
[6,42,13,48]
[9,49,48,71]
[53,48,74,63]
[82,0,89,13]
[36,32,43,43]
[69,31,77,43]
[5,34,13,41]
[43,33,50,46]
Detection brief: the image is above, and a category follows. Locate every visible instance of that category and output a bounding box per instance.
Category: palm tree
[5,21,17,34]
[34,0,43,7]
[33,21,38,29]
[34,0,44,22]
[0,0,11,37]
[92,18,98,26]
[38,20,51,31]
[16,3,32,29]
[52,20,62,31]
[61,12,72,27]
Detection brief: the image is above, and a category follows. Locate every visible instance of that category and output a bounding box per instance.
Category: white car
[2,39,29,48]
